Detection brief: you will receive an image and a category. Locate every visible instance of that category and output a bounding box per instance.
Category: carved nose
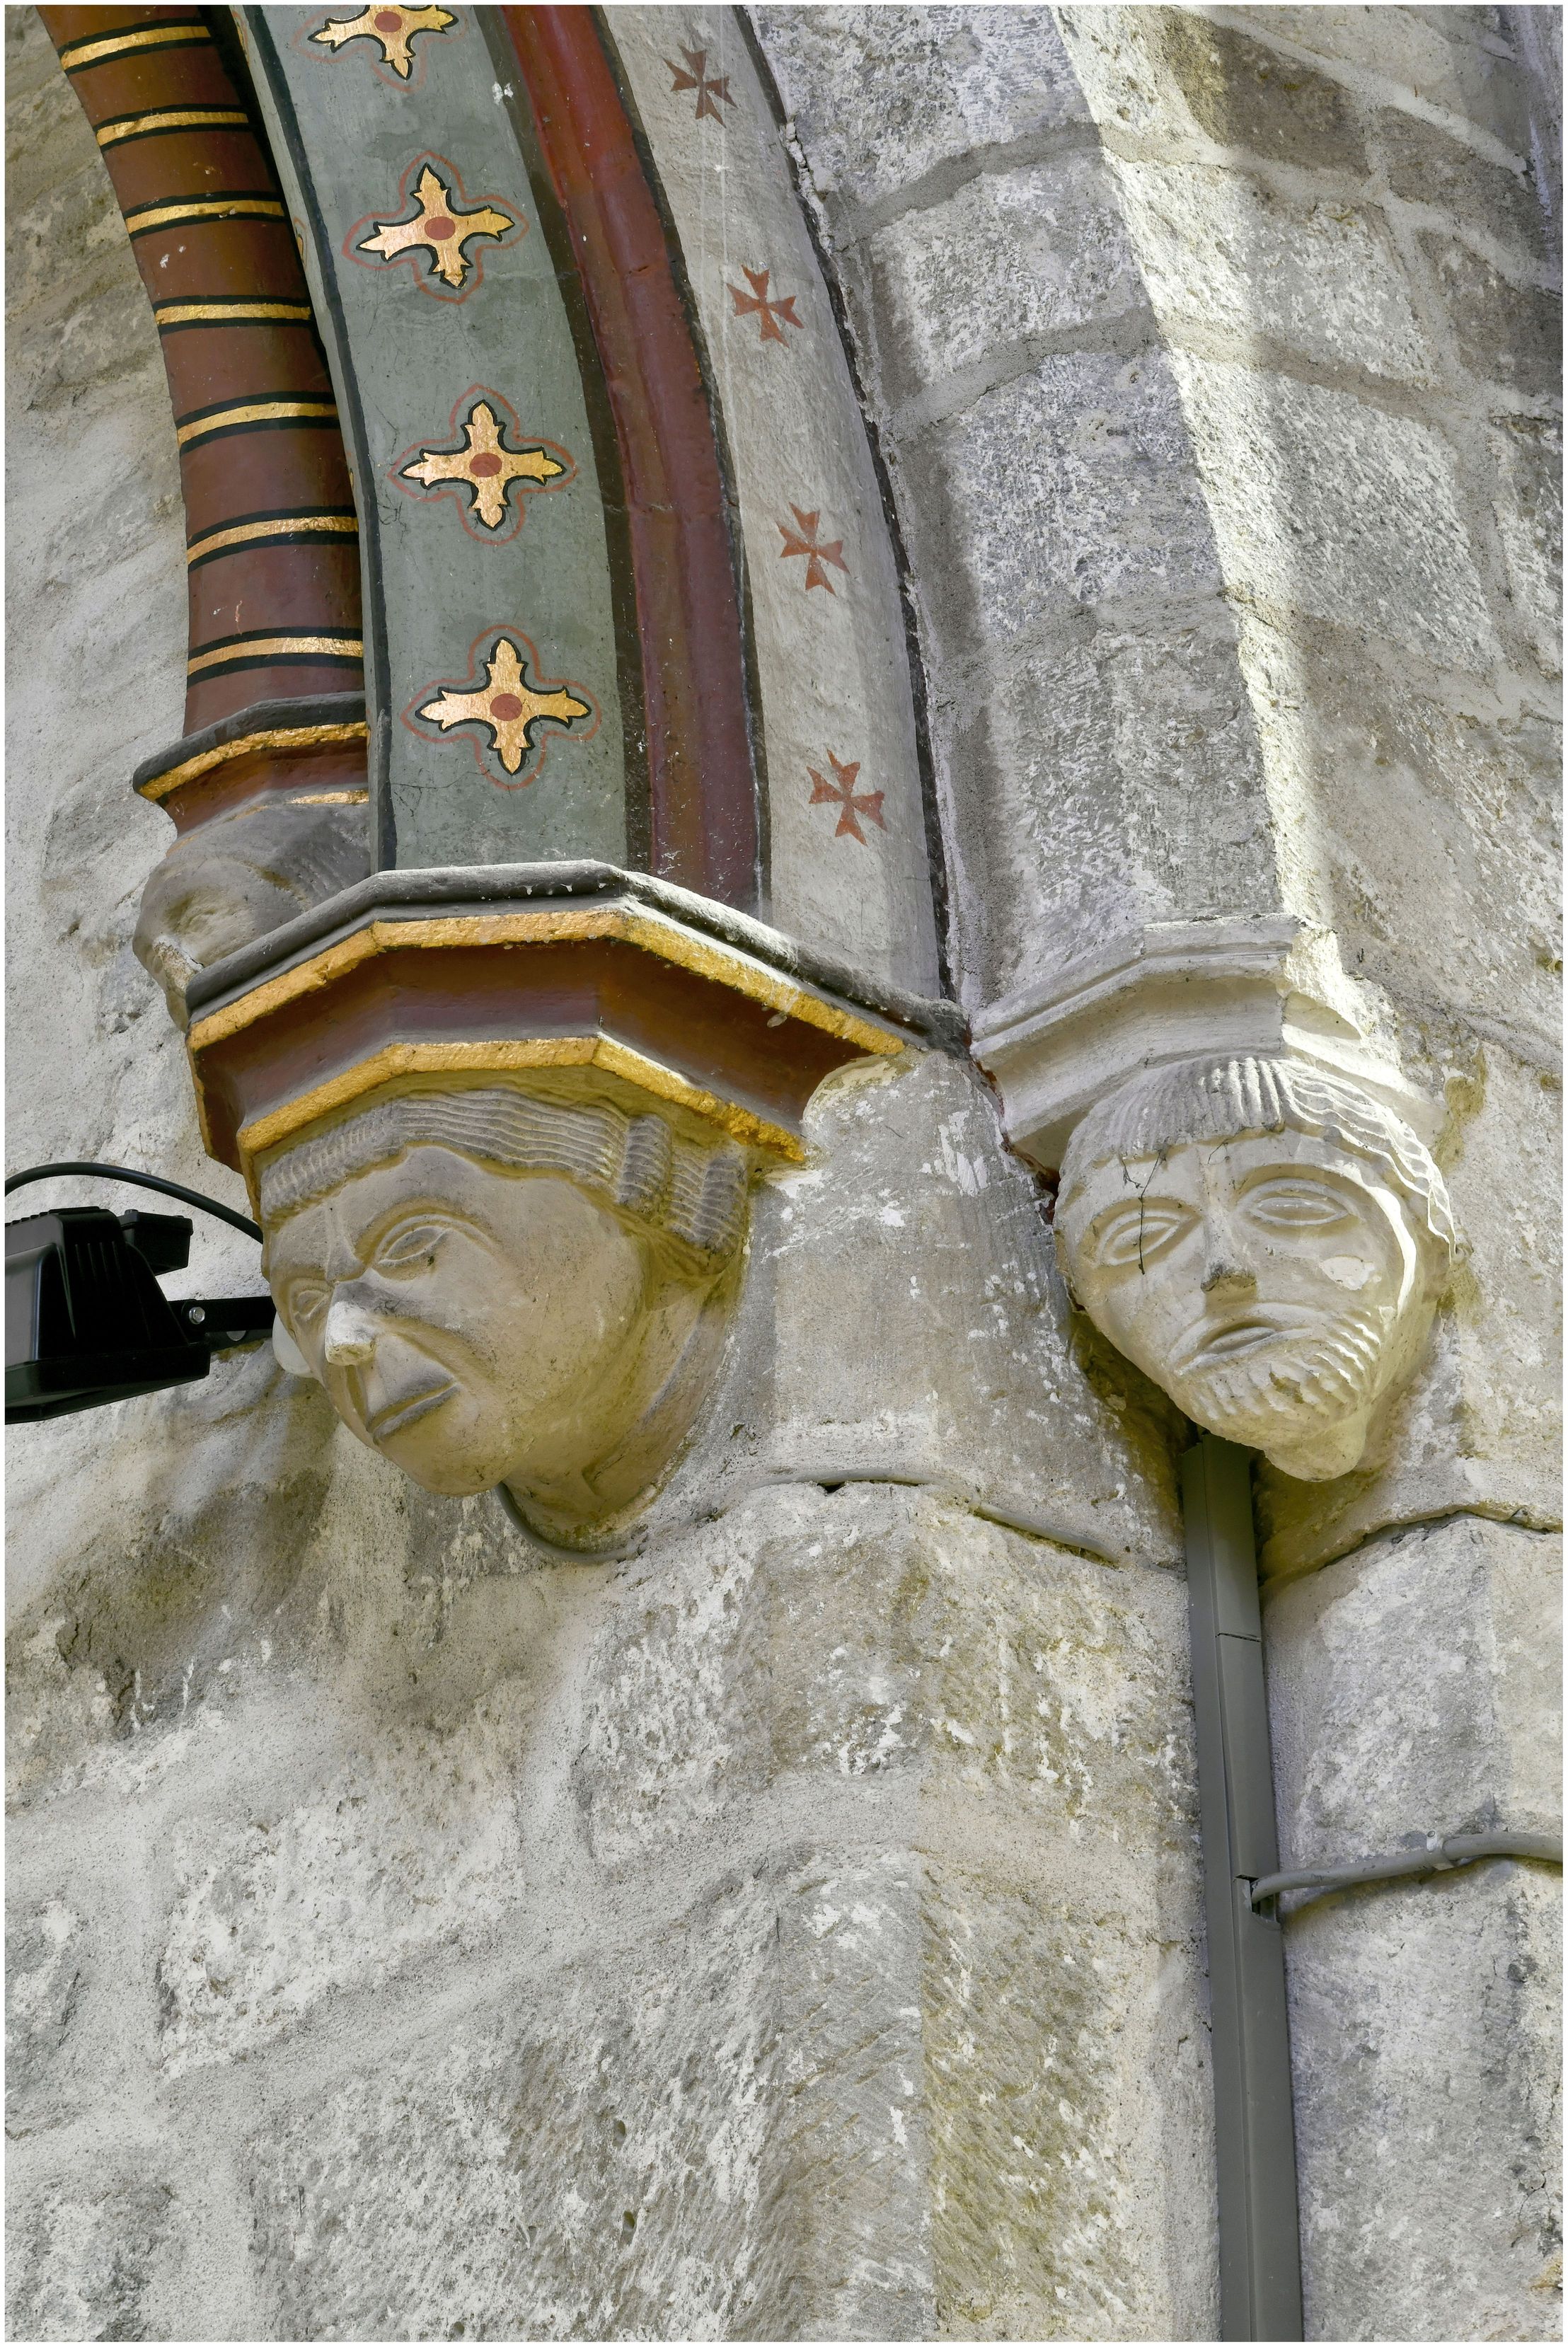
[323,1296,379,1366]
[1201,1259,1257,1298]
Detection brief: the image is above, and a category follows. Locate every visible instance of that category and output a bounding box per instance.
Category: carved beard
[1177,1302,1388,1446]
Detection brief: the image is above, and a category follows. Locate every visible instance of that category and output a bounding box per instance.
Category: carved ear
[271,1316,316,1380]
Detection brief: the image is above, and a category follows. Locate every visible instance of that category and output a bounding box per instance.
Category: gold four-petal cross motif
[312,4,454,79]
[418,638,591,776]
[359,163,514,292]
[401,401,567,530]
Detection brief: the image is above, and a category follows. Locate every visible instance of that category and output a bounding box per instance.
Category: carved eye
[1243,1180,1354,1233]
[373,1221,450,1274]
[1086,1199,1195,1270]
[286,1279,329,1326]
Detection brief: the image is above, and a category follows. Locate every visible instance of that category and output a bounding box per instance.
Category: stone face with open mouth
[257,1083,751,1544]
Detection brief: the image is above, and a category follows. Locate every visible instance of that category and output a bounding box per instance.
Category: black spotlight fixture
[6,1161,275,1424]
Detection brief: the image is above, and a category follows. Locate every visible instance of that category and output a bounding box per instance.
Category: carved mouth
[1178,1315,1293,1373]
[367,1380,459,1441]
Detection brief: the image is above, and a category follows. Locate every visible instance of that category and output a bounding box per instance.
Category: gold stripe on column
[185,514,359,566]
[61,24,211,71]
[96,107,249,146]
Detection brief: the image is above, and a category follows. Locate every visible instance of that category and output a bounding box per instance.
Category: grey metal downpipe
[1182,1433,1304,2343]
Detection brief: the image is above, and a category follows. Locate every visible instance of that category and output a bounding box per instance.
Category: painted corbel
[182,865,929,1546]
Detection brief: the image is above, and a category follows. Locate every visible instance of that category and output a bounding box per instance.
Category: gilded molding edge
[185,906,910,1056]
[233,1035,806,1188]
[137,722,371,802]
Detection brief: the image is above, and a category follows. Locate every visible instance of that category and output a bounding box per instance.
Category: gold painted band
[156,301,313,325]
[136,721,369,803]
[186,636,364,677]
[127,197,285,233]
[288,791,371,806]
[185,908,909,1059]
[97,108,249,145]
[63,24,210,68]
[185,514,359,566]
[175,400,338,446]
[230,1038,806,1172]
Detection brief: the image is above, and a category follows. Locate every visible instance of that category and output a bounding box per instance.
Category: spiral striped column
[40,6,367,828]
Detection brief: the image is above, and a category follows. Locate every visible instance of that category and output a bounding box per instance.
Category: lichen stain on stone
[7,1470,331,1797]
[926,1868,1132,2339]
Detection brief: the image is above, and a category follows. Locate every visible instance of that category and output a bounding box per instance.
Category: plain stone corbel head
[256,1078,751,1547]
[1054,1054,1458,1482]
[134,797,371,1029]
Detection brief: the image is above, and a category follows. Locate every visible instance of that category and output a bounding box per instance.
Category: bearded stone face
[265,1144,653,1504]
[1056,1129,1436,1480]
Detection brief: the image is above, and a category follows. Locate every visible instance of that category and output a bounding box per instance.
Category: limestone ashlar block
[756,1053,1186,1563]
[572,1482,1198,1873]
[897,347,1221,665]
[1263,1517,1562,2334]
[940,613,1280,1015]
[751,4,1090,219]
[853,148,1148,415]
[569,1483,1213,2334]
[1109,156,1436,387]
[1489,411,1563,681]
[1264,1513,1562,1855]
[1424,231,1563,398]
[1284,1864,1562,2341]
[7,2172,179,2343]
[1165,350,1499,674]
[1217,8,1540,139]
[1224,606,1561,1048]
[1377,103,1551,259]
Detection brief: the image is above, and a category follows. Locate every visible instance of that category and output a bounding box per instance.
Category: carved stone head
[1055,1056,1457,1480]
[135,797,370,1029]
[257,1080,749,1545]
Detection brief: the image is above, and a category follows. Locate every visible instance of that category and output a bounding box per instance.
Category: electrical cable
[1252,1830,1563,1908]
[4,1160,262,1243]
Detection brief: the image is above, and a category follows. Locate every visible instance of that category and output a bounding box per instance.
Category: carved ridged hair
[256,1087,749,1268]
[1059,1054,1457,1256]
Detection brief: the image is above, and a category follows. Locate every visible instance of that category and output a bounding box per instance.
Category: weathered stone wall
[6,4,1560,2339]
[752,6,1562,2337]
[6,6,1211,2339]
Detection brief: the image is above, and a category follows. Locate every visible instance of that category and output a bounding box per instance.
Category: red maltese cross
[728,267,803,345]
[808,752,884,845]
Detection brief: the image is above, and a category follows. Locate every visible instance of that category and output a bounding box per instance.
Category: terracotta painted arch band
[40,2,364,754]
[503,6,759,914]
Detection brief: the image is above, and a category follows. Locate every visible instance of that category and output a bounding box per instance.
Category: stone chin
[1054,1054,1457,1484]
[257,1080,751,1544]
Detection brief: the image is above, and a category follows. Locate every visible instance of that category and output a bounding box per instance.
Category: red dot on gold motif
[468,453,502,477]
[374,11,402,30]
[489,694,524,721]
[424,215,456,239]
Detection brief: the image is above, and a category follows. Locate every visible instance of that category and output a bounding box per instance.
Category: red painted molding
[503,7,759,911]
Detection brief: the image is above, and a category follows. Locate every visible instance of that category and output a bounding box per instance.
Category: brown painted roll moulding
[42,4,372,1023]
